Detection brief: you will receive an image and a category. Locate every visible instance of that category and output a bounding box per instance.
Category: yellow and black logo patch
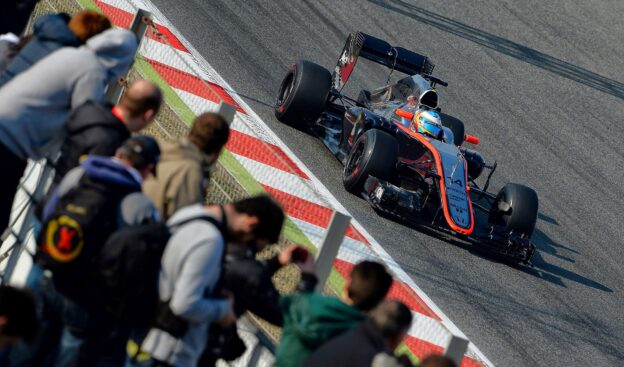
[44,215,84,263]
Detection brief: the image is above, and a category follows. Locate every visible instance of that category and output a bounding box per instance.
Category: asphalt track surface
[149,1,624,365]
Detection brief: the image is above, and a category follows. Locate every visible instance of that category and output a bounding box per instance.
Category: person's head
[223,195,284,249]
[0,286,37,348]
[414,110,443,139]
[419,355,457,367]
[68,10,111,44]
[188,112,230,165]
[370,300,412,350]
[406,95,418,106]
[116,80,163,132]
[342,261,393,311]
[115,135,161,179]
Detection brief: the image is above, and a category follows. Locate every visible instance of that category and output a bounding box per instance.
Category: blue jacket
[0,14,80,87]
[43,156,155,226]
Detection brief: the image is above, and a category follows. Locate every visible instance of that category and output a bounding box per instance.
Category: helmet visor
[418,117,442,137]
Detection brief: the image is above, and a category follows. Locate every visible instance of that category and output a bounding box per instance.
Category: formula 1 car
[274,32,538,264]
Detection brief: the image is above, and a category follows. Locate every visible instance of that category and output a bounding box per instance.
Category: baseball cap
[120,135,160,174]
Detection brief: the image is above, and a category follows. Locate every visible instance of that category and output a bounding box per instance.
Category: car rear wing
[332,32,437,91]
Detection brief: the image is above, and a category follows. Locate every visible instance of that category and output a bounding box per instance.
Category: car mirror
[465,134,480,145]
[395,109,414,120]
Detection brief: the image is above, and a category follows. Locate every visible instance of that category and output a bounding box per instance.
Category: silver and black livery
[274,32,539,264]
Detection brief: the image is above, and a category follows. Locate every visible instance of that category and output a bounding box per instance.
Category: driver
[412,109,443,140]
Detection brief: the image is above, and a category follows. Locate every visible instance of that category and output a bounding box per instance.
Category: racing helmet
[415,110,443,138]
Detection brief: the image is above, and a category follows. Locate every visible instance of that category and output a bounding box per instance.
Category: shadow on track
[525,228,612,292]
[377,206,613,292]
[367,0,624,100]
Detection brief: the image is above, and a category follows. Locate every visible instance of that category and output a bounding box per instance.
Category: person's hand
[278,245,310,265]
[277,245,298,265]
[216,295,236,327]
[296,250,316,275]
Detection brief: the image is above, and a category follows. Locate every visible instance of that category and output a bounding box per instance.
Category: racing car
[274,32,539,264]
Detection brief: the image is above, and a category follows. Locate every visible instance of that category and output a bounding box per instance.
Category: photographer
[198,245,313,365]
[136,195,284,367]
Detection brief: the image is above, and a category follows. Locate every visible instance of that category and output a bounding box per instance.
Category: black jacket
[199,250,319,366]
[303,320,396,367]
[0,13,80,87]
[54,101,130,184]
[224,254,284,325]
[0,0,39,35]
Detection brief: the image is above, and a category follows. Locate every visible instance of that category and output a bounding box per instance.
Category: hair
[232,195,284,244]
[188,112,230,155]
[0,286,37,341]
[347,261,393,311]
[118,80,163,119]
[68,10,111,43]
[420,355,457,367]
[370,300,412,340]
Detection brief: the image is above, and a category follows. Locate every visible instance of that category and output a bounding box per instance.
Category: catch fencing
[0,0,489,366]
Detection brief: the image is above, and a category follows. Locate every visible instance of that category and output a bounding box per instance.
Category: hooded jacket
[44,155,158,228]
[274,293,365,367]
[53,101,130,184]
[143,138,208,219]
[141,203,228,367]
[0,28,137,161]
[0,14,80,87]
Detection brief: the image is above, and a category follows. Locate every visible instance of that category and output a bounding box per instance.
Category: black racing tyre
[440,113,465,146]
[342,129,398,193]
[489,183,539,237]
[274,60,332,126]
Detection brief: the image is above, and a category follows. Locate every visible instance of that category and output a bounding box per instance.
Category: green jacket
[275,293,364,367]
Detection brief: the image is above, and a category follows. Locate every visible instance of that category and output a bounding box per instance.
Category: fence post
[315,211,351,292]
[106,8,153,104]
[217,101,237,124]
[444,335,469,366]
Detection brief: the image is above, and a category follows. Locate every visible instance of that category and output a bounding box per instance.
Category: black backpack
[96,213,225,331]
[37,175,136,304]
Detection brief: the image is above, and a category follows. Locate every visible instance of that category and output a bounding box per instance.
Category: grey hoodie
[0,28,137,161]
[142,204,229,366]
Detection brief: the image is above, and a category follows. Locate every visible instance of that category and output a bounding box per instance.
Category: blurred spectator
[11,136,160,367]
[0,286,37,356]
[275,260,393,367]
[198,245,309,365]
[136,195,284,367]
[419,355,457,367]
[0,0,39,35]
[303,300,413,367]
[0,11,111,86]
[0,33,20,73]
[0,28,137,232]
[53,79,162,184]
[143,112,230,219]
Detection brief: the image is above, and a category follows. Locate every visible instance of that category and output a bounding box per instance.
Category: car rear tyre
[274,60,332,126]
[440,113,465,146]
[489,183,539,237]
[342,129,398,193]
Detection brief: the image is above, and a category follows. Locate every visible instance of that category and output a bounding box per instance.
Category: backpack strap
[168,205,227,242]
